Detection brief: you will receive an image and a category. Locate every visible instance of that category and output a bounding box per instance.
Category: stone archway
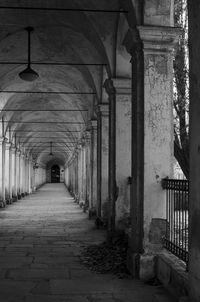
[51,165,60,183]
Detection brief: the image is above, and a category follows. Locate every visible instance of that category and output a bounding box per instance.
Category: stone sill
[156,250,189,300]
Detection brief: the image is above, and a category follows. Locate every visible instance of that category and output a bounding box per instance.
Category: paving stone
[7,268,70,280]
[0,280,35,294]
[0,184,176,302]
[24,295,88,302]
[0,295,25,302]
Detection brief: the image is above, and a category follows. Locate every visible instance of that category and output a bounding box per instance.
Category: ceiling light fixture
[19,27,39,81]
[49,142,53,156]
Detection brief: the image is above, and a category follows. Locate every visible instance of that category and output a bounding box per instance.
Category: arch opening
[51,164,60,183]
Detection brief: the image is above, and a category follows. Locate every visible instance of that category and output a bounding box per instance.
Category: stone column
[75,154,78,197]
[104,79,116,235]
[5,141,10,204]
[0,138,5,207]
[17,150,21,198]
[85,132,91,207]
[28,158,32,194]
[81,141,87,204]
[15,149,19,199]
[21,153,26,196]
[9,145,15,203]
[97,109,102,218]
[31,161,35,192]
[113,79,131,226]
[188,2,200,301]
[90,120,97,210]
[124,26,179,279]
[2,139,6,204]
[11,146,16,201]
[25,156,29,194]
[98,104,109,220]
[77,144,83,203]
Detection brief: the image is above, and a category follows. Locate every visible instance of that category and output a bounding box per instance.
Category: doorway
[51,165,60,183]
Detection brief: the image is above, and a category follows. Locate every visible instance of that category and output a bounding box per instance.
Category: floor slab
[0,183,176,302]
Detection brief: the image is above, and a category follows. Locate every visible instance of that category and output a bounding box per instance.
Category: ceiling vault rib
[0,62,106,66]
[4,121,85,124]
[1,109,88,112]
[10,130,82,132]
[21,142,78,144]
[0,6,128,13]
[0,91,95,95]
[16,137,77,138]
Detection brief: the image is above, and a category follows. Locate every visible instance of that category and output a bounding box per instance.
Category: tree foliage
[173,0,189,179]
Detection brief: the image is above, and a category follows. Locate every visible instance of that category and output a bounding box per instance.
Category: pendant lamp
[19,27,39,81]
[49,142,53,156]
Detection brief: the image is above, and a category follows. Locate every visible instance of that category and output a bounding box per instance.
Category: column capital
[99,103,109,112]
[112,78,131,95]
[123,27,142,56]
[5,142,11,149]
[10,145,16,152]
[25,154,29,160]
[103,78,116,96]
[3,137,8,143]
[104,78,131,96]
[16,149,21,156]
[84,130,91,143]
[97,103,109,117]
[138,26,181,54]
[123,26,181,55]
[90,119,97,129]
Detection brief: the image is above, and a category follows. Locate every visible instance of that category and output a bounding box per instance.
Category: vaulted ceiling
[0,0,132,166]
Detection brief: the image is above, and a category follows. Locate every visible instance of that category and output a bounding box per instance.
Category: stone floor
[0,183,176,302]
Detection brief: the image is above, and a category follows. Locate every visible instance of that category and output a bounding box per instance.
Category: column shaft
[124,26,179,279]
[0,138,4,207]
[104,80,116,235]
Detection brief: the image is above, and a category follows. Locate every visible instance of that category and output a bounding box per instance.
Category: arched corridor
[1,1,200,301]
[0,183,175,301]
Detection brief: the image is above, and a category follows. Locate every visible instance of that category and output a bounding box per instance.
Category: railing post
[161,178,189,264]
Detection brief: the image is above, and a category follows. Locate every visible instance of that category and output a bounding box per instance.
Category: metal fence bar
[161,178,189,263]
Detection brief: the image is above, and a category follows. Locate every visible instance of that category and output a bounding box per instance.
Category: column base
[88,207,97,219]
[17,194,22,200]
[0,200,6,208]
[126,249,156,280]
[74,194,79,203]
[6,198,13,205]
[12,196,18,202]
[83,201,89,213]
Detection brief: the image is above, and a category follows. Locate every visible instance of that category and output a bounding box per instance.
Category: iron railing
[161,178,189,263]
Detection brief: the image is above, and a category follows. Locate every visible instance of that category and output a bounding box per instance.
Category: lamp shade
[49,142,53,156]
[19,66,39,82]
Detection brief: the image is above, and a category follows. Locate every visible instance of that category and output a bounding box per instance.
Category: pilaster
[4,140,10,203]
[124,25,180,279]
[90,120,97,210]
[8,145,15,203]
[0,137,5,207]
[113,79,132,227]
[104,79,116,235]
[98,103,109,221]
[16,149,21,199]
